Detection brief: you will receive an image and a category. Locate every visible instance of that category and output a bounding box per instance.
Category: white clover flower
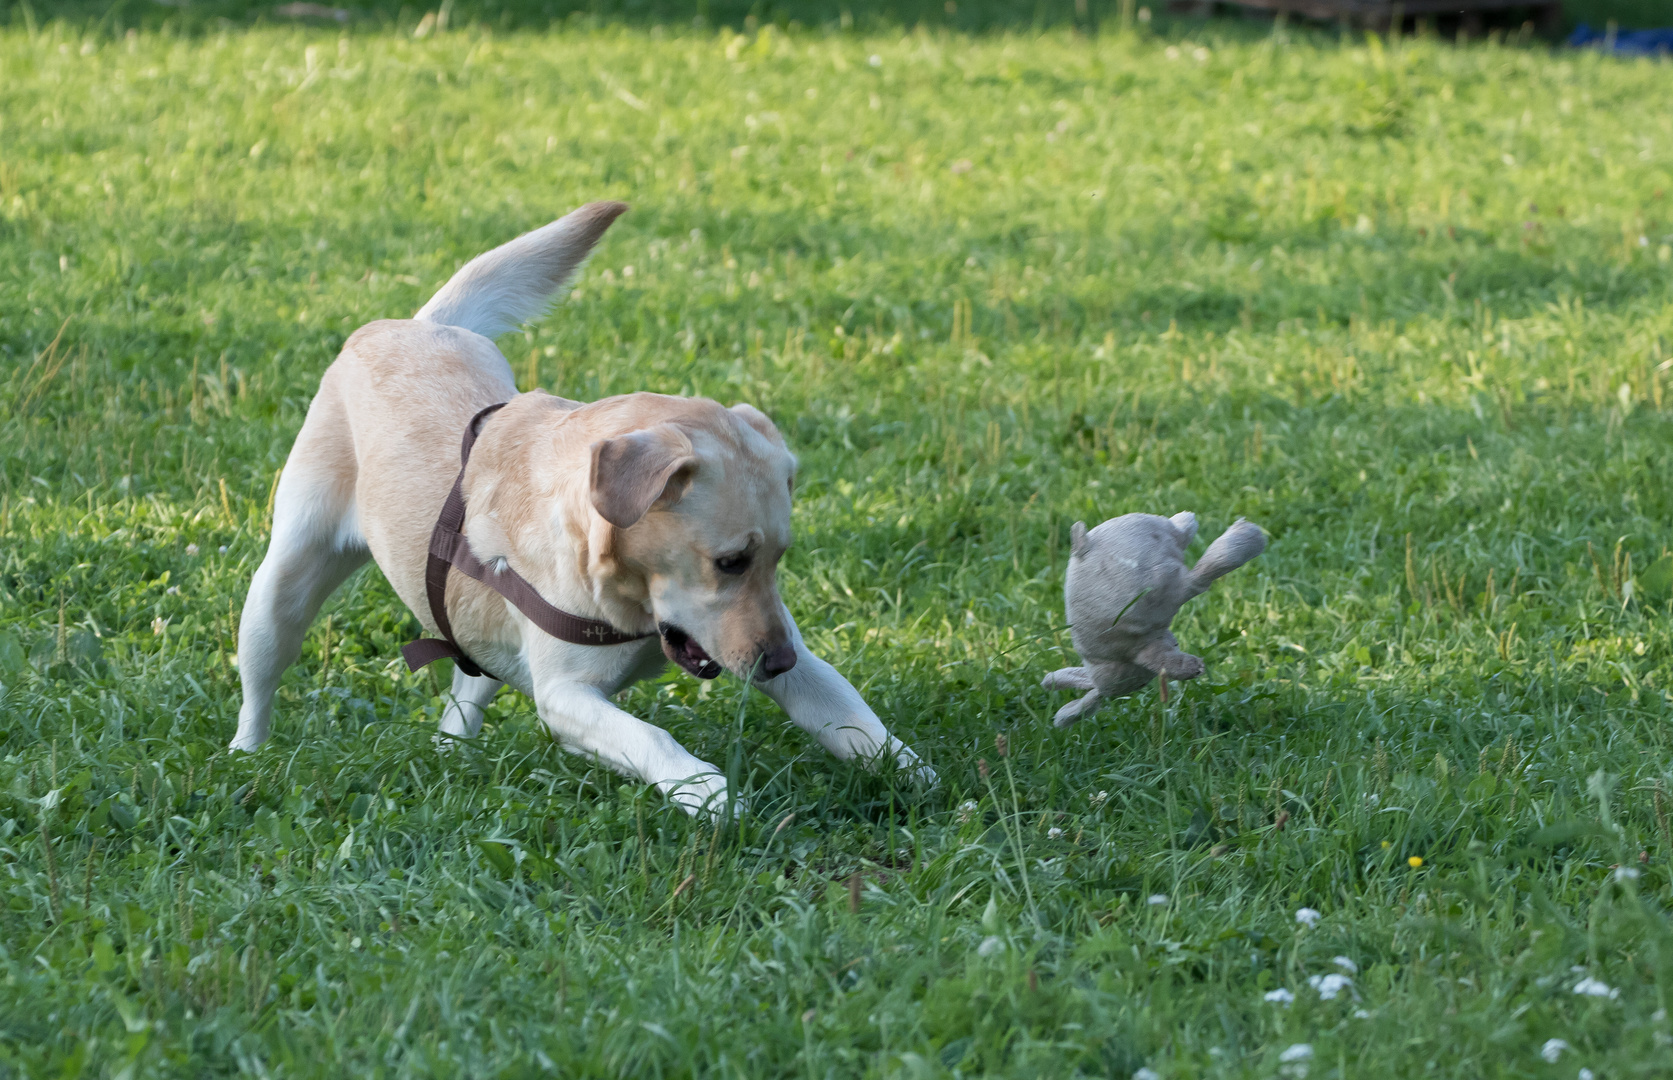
[218,545,228,554]
[1133,1069,1161,1080]
[151,616,168,636]
[1307,973,1354,1000]
[1089,790,1109,810]
[1332,956,1358,974]
[1572,978,1619,999]
[1147,893,1168,906]
[1614,866,1641,882]
[1279,1045,1313,1063]
[1263,988,1295,1005]
[185,543,199,556]
[957,800,979,823]
[1540,1039,1570,1063]
[1294,907,1321,927]
[1579,1070,1595,1080]
[1047,827,1064,840]
[976,936,1003,957]
[1352,1008,1370,1019]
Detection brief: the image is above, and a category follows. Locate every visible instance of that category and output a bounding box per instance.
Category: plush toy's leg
[1186,518,1266,596]
[1088,661,1157,697]
[1134,635,1206,681]
[1042,666,1096,691]
[1053,688,1104,728]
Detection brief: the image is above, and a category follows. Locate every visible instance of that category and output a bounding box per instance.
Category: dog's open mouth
[660,623,723,680]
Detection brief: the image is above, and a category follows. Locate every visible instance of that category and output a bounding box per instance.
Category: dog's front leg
[756,615,935,785]
[532,674,730,816]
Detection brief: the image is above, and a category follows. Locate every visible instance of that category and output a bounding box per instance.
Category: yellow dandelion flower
[1381,841,1390,849]
[1408,856,1423,868]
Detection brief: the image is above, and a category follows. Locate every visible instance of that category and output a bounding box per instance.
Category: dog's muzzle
[659,624,723,680]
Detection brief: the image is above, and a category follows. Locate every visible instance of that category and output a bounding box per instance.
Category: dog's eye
[715,552,751,576]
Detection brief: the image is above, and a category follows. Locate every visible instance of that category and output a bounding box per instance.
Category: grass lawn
[4,9,1673,1077]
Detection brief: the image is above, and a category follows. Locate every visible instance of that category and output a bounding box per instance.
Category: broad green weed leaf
[1465,774,1498,802]
[0,632,24,674]
[1638,554,1673,600]
[477,840,517,877]
[108,989,148,1034]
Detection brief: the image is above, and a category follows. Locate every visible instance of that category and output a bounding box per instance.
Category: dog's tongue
[661,627,723,680]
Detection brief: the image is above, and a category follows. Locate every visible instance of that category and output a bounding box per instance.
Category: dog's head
[589,399,797,681]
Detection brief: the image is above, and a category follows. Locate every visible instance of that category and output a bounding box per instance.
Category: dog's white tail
[414,201,629,338]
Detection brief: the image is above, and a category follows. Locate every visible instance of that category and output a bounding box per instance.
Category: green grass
[4,11,1673,1078]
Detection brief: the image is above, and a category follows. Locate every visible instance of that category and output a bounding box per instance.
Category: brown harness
[401,402,654,681]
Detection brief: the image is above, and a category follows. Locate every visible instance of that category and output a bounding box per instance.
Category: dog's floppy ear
[589,425,697,529]
[730,402,796,493]
[729,402,786,446]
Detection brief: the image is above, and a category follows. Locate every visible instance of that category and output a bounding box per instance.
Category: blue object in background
[1569,22,1673,56]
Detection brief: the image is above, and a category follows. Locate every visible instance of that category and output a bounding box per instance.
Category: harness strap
[400,401,654,680]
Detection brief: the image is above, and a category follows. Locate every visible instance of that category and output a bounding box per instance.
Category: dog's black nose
[759,642,797,679]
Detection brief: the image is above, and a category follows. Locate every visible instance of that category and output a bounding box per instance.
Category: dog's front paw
[903,760,939,788]
[882,743,937,788]
[665,774,738,820]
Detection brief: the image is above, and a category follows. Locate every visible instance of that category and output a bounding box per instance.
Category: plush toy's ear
[1069,521,1090,558]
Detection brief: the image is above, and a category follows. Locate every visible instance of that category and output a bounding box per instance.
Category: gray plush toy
[1043,512,1266,727]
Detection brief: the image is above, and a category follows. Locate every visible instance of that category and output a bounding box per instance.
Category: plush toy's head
[1044,513,1264,727]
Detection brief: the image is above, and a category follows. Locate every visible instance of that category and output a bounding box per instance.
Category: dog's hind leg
[437,669,501,743]
[232,391,369,752]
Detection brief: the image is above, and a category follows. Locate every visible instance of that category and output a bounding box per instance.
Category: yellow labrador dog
[231,202,933,814]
